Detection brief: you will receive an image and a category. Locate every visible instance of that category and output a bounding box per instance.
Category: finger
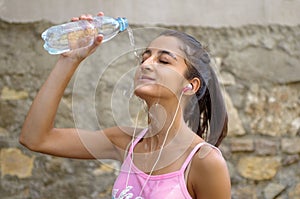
[79,14,88,20]
[71,17,79,22]
[86,14,93,21]
[94,35,104,46]
[88,35,103,53]
[84,35,103,56]
[97,12,104,16]
[79,14,94,22]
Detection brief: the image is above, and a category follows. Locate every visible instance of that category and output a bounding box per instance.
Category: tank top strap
[128,128,148,153]
[180,142,207,171]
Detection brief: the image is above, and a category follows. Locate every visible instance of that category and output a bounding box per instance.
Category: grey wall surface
[0,0,300,26]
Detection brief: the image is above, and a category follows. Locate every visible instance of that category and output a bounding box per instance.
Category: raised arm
[20,13,126,160]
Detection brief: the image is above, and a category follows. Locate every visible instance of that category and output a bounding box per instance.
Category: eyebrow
[159,50,178,61]
[142,49,178,61]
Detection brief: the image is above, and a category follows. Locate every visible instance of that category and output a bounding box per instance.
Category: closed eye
[159,60,169,64]
[140,49,151,64]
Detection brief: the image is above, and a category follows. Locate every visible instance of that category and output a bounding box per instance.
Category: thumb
[94,34,104,46]
[85,34,103,55]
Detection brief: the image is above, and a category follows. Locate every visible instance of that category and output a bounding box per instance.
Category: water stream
[127,26,141,63]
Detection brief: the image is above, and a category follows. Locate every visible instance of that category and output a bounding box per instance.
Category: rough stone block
[232,185,257,199]
[254,139,278,155]
[0,127,9,137]
[0,148,35,178]
[281,138,300,154]
[230,138,254,152]
[282,154,300,166]
[224,91,246,136]
[263,183,286,199]
[237,156,280,180]
[289,183,300,199]
[0,87,28,100]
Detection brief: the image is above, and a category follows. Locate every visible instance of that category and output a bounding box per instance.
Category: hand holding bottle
[60,12,105,63]
[41,11,128,63]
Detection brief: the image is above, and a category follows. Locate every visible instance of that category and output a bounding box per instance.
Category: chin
[134,86,158,99]
[134,85,176,102]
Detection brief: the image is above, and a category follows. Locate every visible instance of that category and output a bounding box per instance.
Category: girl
[20,13,231,199]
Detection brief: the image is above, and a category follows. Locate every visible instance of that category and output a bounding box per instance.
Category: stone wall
[0,19,299,199]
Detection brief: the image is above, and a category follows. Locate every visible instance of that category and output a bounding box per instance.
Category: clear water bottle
[41,16,128,54]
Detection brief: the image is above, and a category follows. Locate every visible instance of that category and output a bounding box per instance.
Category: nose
[140,63,154,72]
[140,56,156,71]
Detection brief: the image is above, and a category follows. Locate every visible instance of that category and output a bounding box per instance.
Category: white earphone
[182,84,193,92]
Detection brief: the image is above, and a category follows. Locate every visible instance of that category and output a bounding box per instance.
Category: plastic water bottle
[41,16,128,55]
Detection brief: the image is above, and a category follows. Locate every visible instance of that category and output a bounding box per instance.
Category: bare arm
[20,13,126,160]
[190,146,231,199]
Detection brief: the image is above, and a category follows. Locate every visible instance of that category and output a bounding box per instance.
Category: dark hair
[160,30,228,146]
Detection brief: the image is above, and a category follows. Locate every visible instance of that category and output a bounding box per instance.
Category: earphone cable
[138,91,184,196]
[125,106,141,188]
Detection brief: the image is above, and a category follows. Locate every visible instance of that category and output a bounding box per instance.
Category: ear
[188,77,201,94]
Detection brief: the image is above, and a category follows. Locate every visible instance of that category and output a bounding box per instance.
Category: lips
[140,75,155,81]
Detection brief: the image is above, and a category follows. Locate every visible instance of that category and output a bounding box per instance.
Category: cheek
[133,66,188,98]
[157,69,187,94]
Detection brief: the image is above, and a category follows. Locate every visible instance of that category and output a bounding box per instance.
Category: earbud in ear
[182,84,193,92]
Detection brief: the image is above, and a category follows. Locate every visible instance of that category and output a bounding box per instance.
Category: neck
[132,97,199,174]
[144,96,187,149]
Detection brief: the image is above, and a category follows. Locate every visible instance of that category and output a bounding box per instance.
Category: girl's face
[134,36,189,101]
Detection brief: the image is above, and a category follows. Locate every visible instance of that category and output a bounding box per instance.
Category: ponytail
[160,30,228,147]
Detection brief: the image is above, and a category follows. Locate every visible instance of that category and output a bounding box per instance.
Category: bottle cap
[116,17,128,32]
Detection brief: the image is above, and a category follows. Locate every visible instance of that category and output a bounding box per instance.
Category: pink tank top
[112,129,221,199]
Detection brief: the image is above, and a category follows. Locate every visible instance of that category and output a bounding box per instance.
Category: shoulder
[190,143,227,178]
[189,143,231,198]
[194,143,224,166]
